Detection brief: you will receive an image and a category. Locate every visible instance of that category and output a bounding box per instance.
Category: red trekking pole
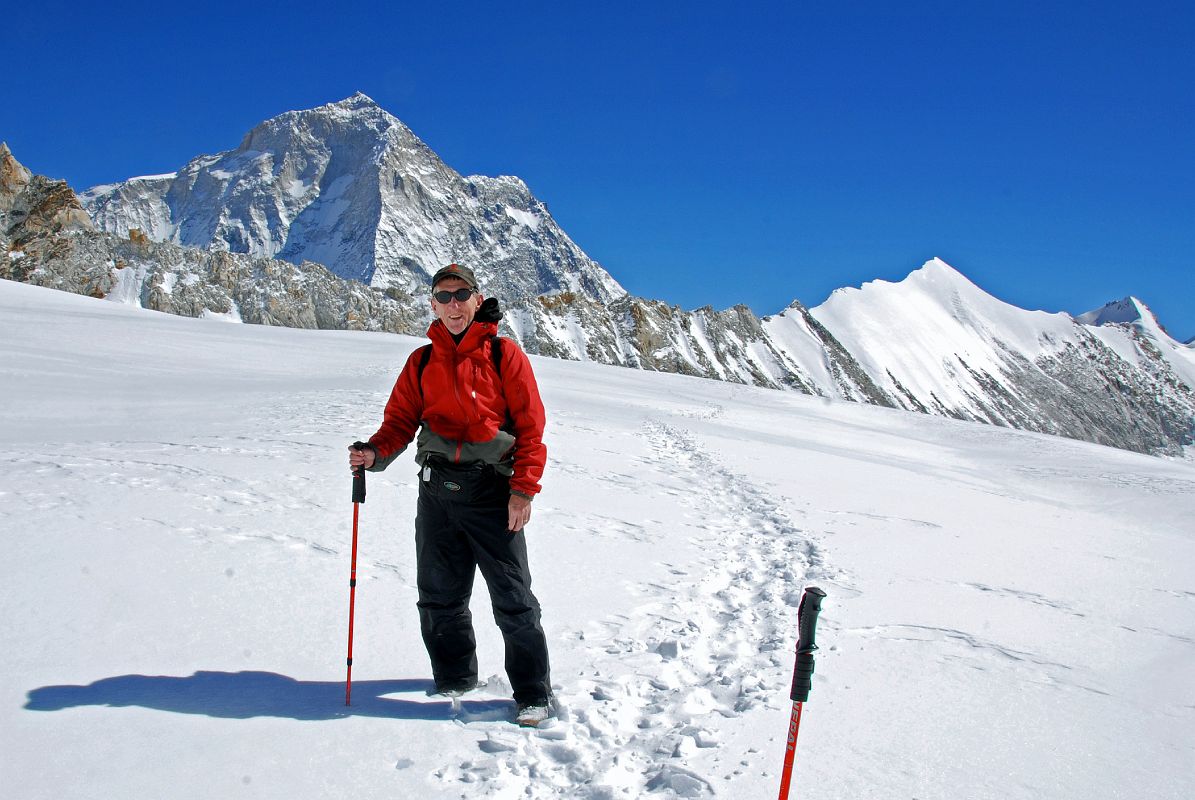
[777,586,826,800]
[345,442,368,706]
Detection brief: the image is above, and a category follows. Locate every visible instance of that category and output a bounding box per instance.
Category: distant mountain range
[2,95,1192,459]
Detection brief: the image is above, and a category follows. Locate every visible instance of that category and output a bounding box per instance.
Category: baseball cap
[431,263,479,290]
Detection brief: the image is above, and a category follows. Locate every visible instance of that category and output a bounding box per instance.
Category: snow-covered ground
[2,278,1192,799]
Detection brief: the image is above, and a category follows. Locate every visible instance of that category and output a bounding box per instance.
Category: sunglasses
[432,288,476,304]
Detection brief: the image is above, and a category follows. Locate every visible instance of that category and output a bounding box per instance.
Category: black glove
[476,297,503,323]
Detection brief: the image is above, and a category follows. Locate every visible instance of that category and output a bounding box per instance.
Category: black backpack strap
[491,335,503,378]
[490,336,517,434]
[416,344,432,399]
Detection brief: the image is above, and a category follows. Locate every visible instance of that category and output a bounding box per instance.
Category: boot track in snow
[431,420,826,798]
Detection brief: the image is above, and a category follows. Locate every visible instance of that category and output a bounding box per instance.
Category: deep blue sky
[6,1,1193,339]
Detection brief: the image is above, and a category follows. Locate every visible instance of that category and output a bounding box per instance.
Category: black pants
[414,459,551,705]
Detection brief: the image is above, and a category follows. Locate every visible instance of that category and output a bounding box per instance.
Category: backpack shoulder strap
[491,335,503,378]
[489,335,516,434]
[416,344,432,399]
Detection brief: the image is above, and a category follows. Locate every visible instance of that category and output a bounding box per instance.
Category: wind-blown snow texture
[2,280,1193,799]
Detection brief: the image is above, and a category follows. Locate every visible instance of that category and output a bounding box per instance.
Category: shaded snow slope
[2,279,1193,799]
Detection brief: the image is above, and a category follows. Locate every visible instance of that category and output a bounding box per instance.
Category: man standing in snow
[347,263,554,727]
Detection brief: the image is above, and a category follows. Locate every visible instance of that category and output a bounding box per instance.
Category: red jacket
[368,319,547,497]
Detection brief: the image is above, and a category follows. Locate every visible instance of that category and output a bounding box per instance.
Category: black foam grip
[789,586,827,702]
[351,441,368,504]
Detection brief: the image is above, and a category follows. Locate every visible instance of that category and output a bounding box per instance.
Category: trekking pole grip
[789,586,826,702]
[351,441,368,504]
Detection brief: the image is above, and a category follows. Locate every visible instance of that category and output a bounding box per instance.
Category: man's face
[430,277,482,336]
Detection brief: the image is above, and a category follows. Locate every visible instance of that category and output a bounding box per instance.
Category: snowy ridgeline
[1,279,1193,799]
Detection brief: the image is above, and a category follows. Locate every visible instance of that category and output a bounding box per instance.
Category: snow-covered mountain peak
[764,298,809,320]
[875,258,1011,313]
[260,92,393,130]
[1076,296,1147,325]
[1076,295,1190,350]
[809,257,1124,421]
[906,256,980,290]
[821,257,1015,328]
[81,96,626,304]
[329,91,383,112]
[1074,295,1169,335]
[238,92,420,162]
[824,257,978,305]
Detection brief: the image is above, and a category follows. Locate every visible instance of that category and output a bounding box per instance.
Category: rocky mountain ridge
[2,143,419,332]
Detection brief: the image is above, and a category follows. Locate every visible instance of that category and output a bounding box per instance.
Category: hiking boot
[515,697,556,728]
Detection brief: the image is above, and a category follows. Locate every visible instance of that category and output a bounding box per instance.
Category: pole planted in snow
[345,442,368,706]
[777,586,826,800]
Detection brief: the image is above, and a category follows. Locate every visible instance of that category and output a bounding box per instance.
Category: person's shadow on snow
[25,671,513,721]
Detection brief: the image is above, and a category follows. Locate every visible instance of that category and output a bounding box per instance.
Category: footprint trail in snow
[432,419,825,798]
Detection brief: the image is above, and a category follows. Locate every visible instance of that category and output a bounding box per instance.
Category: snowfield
[2,278,1192,799]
